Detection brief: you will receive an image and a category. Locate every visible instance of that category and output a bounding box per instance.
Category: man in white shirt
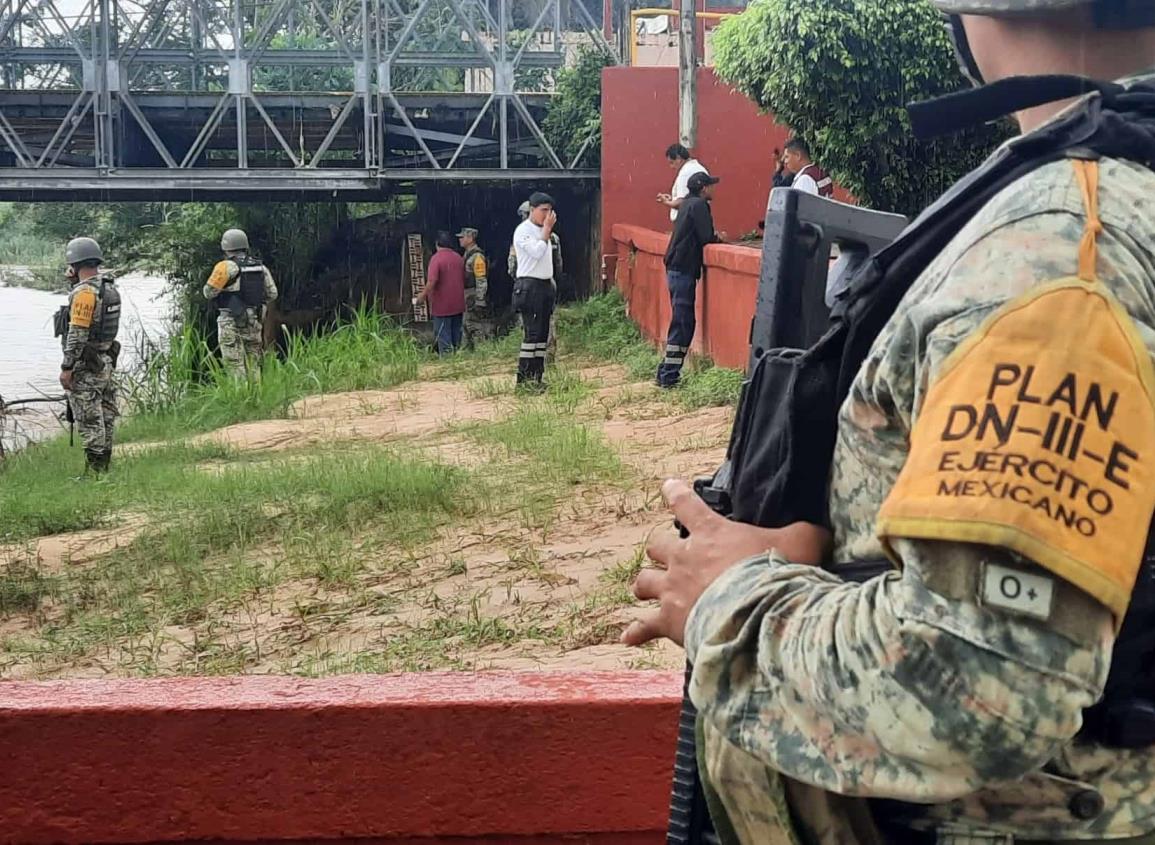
[657,144,709,223]
[512,192,558,390]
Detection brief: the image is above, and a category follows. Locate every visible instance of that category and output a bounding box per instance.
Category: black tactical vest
[233,255,267,308]
[725,83,1155,750]
[90,276,121,344]
[54,275,120,347]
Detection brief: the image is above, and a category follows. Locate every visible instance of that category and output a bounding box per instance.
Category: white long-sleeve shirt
[512,219,553,280]
[670,158,708,221]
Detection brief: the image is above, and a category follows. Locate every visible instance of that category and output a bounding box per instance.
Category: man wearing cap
[656,170,722,388]
[457,226,489,347]
[624,2,1155,843]
[510,200,561,361]
[511,192,557,389]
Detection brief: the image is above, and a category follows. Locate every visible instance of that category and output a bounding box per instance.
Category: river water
[0,272,174,451]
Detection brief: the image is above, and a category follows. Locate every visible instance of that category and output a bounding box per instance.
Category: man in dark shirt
[657,171,721,388]
[415,231,466,355]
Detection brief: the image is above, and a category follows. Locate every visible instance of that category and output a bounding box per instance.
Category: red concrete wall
[0,671,681,844]
[613,223,759,370]
[600,67,789,269]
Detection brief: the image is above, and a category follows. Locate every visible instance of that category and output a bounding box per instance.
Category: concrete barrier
[0,671,682,844]
[612,224,760,370]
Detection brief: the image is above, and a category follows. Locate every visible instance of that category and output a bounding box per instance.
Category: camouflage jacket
[685,152,1155,839]
[61,276,114,371]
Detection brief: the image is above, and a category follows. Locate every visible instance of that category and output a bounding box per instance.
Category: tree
[542,48,613,168]
[712,0,1010,217]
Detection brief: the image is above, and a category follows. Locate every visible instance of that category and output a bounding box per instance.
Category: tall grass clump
[557,290,661,379]
[558,291,744,407]
[118,303,419,441]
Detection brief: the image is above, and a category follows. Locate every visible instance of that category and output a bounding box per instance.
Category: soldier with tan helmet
[56,236,120,475]
[203,228,278,377]
[624,2,1155,843]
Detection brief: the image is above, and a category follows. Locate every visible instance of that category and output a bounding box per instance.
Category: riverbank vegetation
[0,293,740,678]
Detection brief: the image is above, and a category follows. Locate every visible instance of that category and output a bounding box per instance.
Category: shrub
[712,0,1011,216]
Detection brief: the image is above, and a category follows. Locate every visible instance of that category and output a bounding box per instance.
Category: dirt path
[1,362,732,678]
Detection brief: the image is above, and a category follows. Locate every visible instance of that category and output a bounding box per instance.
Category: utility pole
[678,0,696,147]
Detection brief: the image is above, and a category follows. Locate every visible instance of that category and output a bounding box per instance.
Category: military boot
[96,449,112,473]
[84,448,104,475]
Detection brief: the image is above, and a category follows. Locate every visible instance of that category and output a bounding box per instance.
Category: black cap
[687,172,719,192]
[528,191,555,208]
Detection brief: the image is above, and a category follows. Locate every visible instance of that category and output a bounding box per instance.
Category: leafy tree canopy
[712,0,1010,216]
[543,47,614,168]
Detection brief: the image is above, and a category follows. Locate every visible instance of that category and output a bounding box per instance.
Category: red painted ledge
[0,671,682,845]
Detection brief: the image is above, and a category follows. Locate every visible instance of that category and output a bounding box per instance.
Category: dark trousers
[432,313,463,356]
[656,269,697,386]
[514,277,555,383]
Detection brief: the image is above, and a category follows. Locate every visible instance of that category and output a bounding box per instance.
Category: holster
[227,295,250,327]
[80,345,103,371]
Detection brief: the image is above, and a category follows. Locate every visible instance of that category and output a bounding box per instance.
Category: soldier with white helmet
[624,2,1155,842]
[55,236,120,475]
[203,228,279,377]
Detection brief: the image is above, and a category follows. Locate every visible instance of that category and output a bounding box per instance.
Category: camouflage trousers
[463,290,494,347]
[217,310,264,376]
[68,357,118,455]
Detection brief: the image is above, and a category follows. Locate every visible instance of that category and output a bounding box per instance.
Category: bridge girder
[0,0,613,198]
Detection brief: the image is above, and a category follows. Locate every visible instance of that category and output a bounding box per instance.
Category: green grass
[0,205,58,268]
[0,435,466,543]
[2,291,738,678]
[118,304,420,442]
[0,445,475,673]
[469,404,624,486]
[558,291,743,408]
[677,364,745,409]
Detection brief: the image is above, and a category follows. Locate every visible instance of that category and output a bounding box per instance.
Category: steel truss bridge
[0,0,614,198]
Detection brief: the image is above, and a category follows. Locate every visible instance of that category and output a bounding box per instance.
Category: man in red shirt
[415,231,466,355]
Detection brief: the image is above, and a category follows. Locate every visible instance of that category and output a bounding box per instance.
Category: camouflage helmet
[220,228,250,252]
[517,201,531,218]
[65,237,103,265]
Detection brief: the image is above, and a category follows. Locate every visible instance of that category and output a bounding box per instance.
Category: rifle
[65,399,74,447]
[666,188,907,845]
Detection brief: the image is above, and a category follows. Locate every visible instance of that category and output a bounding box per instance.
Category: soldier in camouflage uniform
[58,237,120,475]
[458,227,491,347]
[624,3,1155,843]
[510,200,560,362]
[203,228,279,377]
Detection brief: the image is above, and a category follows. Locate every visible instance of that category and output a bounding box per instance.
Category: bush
[712,0,1011,217]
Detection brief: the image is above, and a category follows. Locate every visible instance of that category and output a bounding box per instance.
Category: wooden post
[678,0,696,147]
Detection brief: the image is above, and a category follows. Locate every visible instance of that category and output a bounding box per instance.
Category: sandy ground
[1,362,733,678]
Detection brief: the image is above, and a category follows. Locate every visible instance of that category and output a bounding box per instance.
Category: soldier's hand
[622,479,830,648]
[59,369,74,391]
